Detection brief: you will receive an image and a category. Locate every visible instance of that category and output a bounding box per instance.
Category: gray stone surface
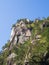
[10,20,31,46]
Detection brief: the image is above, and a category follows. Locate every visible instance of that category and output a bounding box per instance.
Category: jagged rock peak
[10,19,32,47]
[12,18,30,28]
[17,18,30,23]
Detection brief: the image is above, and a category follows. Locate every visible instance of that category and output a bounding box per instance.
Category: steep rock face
[10,19,31,46]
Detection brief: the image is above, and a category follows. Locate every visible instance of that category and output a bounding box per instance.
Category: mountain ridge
[0,17,49,65]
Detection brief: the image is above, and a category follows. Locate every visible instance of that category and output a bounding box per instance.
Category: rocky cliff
[10,19,31,45]
[9,19,32,50]
[0,18,49,65]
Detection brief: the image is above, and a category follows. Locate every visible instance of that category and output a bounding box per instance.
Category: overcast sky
[0,0,49,50]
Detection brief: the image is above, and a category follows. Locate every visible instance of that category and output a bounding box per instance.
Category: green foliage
[2,41,10,50]
[0,55,4,65]
[47,16,49,20]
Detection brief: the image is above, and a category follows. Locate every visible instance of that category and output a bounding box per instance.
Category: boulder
[35,35,41,40]
[7,53,16,60]
[25,30,31,37]
[3,48,8,52]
